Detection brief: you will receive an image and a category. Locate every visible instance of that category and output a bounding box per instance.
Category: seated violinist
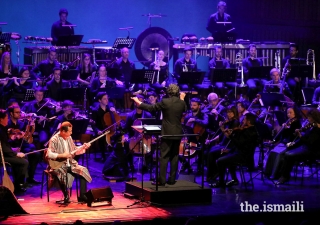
[91,92,116,162]
[206,105,240,183]
[236,100,251,123]
[211,113,259,188]
[182,98,208,173]
[7,105,41,185]
[50,100,74,135]
[0,109,29,194]
[276,109,320,184]
[21,87,56,150]
[264,106,301,180]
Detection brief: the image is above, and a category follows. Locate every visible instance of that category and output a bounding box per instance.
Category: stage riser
[125,181,212,205]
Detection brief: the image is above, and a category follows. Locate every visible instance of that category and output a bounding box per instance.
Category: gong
[134,27,174,67]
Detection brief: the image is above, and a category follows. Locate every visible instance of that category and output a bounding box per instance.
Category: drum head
[134,27,174,67]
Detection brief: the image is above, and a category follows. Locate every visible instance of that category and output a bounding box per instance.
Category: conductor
[131,84,187,186]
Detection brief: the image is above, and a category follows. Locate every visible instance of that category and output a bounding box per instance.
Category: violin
[8,128,24,141]
[272,117,297,142]
[286,122,316,147]
[23,121,35,144]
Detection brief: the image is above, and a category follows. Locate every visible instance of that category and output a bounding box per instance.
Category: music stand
[248,66,273,80]
[0,32,11,43]
[61,69,79,86]
[210,68,237,83]
[56,35,84,62]
[213,31,236,43]
[69,119,89,140]
[106,86,126,100]
[24,89,35,101]
[260,93,286,108]
[112,38,136,49]
[179,72,204,85]
[130,69,156,84]
[288,65,313,79]
[59,87,86,102]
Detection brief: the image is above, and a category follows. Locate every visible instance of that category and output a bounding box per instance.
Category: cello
[103,111,122,146]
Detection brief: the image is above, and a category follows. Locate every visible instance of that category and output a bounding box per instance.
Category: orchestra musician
[281,44,301,102]
[264,106,302,180]
[202,92,226,134]
[174,47,197,91]
[32,47,60,85]
[263,68,292,98]
[7,105,41,185]
[0,52,19,109]
[131,84,187,186]
[50,100,74,135]
[236,100,251,123]
[46,121,91,203]
[242,44,265,100]
[211,113,259,188]
[206,105,240,183]
[182,98,209,173]
[11,67,35,104]
[111,47,136,111]
[21,87,56,150]
[51,8,74,46]
[0,109,28,193]
[311,85,320,105]
[91,92,116,162]
[76,53,97,87]
[276,109,320,184]
[46,67,70,101]
[206,1,233,36]
[124,94,152,171]
[147,91,162,123]
[90,64,115,100]
[149,50,168,91]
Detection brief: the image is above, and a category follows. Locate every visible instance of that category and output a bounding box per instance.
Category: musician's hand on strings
[220,148,229,154]
[294,129,302,137]
[97,130,103,135]
[187,118,195,124]
[180,92,186,100]
[110,107,116,112]
[38,116,46,123]
[17,152,25,158]
[115,80,123,86]
[82,143,91,150]
[161,81,166,87]
[12,147,20,152]
[60,152,72,159]
[211,109,218,116]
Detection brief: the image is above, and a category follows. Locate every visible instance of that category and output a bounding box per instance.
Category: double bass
[103,111,122,146]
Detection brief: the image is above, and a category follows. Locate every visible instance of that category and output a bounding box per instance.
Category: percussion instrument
[0,43,11,58]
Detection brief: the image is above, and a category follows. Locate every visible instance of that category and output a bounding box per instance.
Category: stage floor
[1,152,320,224]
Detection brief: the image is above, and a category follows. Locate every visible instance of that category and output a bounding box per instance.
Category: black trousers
[159,139,180,184]
[62,167,87,198]
[21,142,40,180]
[207,144,225,178]
[4,156,29,186]
[216,152,246,183]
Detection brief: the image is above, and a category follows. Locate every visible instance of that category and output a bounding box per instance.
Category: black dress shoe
[14,186,27,194]
[27,178,41,185]
[209,181,225,188]
[276,177,289,185]
[77,195,87,203]
[151,181,165,186]
[166,181,176,185]
[64,196,71,204]
[225,179,239,187]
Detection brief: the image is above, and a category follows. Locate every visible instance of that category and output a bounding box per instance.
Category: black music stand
[113,38,136,49]
[23,89,35,101]
[210,68,237,83]
[0,32,11,43]
[248,66,273,80]
[131,70,156,84]
[59,87,86,102]
[56,35,84,62]
[260,93,286,108]
[106,86,126,100]
[213,31,236,43]
[288,65,313,79]
[69,119,89,140]
[61,69,79,87]
[179,72,204,86]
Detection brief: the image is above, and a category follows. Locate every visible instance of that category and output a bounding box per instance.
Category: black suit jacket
[139,96,187,140]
